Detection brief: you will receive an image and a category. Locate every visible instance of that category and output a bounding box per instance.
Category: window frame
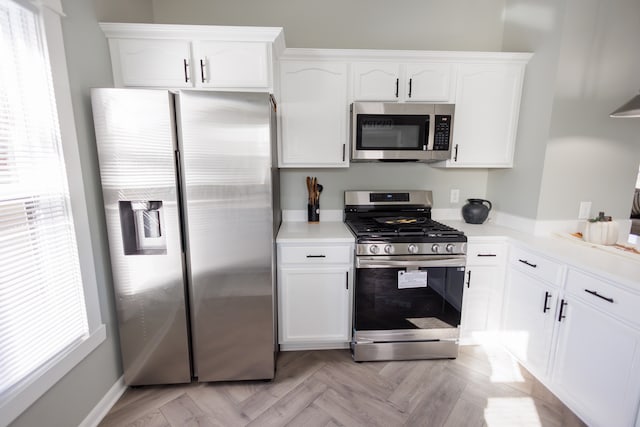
[0,0,106,424]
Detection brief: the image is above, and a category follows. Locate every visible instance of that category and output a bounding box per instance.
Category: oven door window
[354,266,464,331]
[356,114,428,150]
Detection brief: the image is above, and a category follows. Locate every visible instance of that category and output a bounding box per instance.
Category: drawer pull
[558,299,568,322]
[466,270,472,288]
[518,259,537,268]
[543,291,551,313]
[183,59,190,83]
[306,254,326,258]
[477,253,497,257]
[585,289,614,303]
[346,271,349,290]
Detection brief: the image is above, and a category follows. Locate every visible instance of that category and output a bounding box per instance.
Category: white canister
[583,221,619,245]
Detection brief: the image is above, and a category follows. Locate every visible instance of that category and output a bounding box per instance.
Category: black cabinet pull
[342,144,346,162]
[518,259,537,268]
[183,59,190,83]
[199,59,206,83]
[466,270,472,288]
[543,291,551,313]
[558,299,568,322]
[477,254,497,257]
[453,144,459,162]
[585,289,614,303]
[306,254,326,258]
[395,78,399,98]
[346,271,349,290]
[408,78,413,98]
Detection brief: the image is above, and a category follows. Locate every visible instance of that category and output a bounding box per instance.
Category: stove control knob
[369,245,380,254]
[407,244,418,254]
[431,244,440,253]
[384,244,394,254]
[446,244,455,253]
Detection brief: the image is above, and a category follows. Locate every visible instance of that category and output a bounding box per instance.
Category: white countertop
[441,220,640,291]
[276,221,355,243]
[276,218,640,290]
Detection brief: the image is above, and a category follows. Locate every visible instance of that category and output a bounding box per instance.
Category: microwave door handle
[426,115,434,151]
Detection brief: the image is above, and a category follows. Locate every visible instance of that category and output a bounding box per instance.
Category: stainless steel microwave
[350,102,455,162]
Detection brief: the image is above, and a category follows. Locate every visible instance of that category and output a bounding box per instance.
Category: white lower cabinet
[460,240,506,341]
[502,268,558,377]
[277,241,353,350]
[279,267,350,344]
[551,269,640,427]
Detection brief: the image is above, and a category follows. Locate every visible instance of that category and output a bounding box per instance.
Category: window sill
[0,325,107,427]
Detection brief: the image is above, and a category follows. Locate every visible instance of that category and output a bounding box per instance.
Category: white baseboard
[280,342,350,351]
[78,376,126,427]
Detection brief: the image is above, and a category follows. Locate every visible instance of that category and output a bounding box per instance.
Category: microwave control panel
[433,115,452,151]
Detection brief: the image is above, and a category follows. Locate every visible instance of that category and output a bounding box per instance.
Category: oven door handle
[356,256,467,269]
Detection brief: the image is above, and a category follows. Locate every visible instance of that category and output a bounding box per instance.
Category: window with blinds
[0,0,89,398]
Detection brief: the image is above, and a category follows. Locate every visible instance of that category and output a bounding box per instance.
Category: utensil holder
[308,202,320,223]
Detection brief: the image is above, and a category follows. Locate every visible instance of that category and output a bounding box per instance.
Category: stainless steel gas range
[344,190,467,362]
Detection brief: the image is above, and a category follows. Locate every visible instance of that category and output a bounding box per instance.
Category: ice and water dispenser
[119,201,167,255]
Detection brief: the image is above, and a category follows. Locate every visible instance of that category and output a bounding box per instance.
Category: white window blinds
[0,0,89,397]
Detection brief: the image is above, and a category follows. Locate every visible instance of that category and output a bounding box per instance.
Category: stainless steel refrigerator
[91,89,279,385]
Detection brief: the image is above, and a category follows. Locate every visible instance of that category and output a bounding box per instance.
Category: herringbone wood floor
[99,343,586,427]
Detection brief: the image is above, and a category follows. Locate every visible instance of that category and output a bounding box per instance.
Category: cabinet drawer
[467,243,505,266]
[565,269,640,327]
[509,245,563,285]
[279,244,353,265]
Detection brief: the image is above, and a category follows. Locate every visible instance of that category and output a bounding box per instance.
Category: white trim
[280,342,350,351]
[431,208,463,221]
[78,377,127,427]
[491,210,537,234]
[99,22,284,43]
[282,209,343,222]
[0,327,106,427]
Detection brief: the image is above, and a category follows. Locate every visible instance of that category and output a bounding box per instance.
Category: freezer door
[176,90,276,381]
[91,88,191,385]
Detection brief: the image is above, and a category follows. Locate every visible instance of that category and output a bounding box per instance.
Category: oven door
[354,256,465,343]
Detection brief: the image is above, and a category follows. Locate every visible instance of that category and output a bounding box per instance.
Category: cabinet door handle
[585,289,614,303]
[199,59,206,83]
[395,78,399,98]
[543,291,551,313]
[454,144,459,162]
[408,78,413,98]
[183,59,190,83]
[346,271,349,290]
[558,299,568,322]
[342,143,346,162]
[306,254,326,258]
[466,270,472,288]
[477,254,497,257]
[518,259,538,268]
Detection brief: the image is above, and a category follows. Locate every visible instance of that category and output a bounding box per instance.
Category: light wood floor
[99,343,586,427]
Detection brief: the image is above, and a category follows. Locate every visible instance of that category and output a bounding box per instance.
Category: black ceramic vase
[462,199,492,224]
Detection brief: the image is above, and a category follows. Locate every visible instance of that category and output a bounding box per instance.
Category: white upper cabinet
[112,38,193,88]
[443,61,527,168]
[196,41,270,88]
[352,62,454,102]
[99,23,284,91]
[279,60,349,168]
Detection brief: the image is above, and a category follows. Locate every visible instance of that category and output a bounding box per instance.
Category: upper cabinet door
[352,62,401,101]
[112,39,194,88]
[448,63,524,167]
[196,41,270,89]
[279,61,349,167]
[405,63,455,102]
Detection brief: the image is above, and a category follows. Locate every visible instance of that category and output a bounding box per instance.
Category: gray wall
[488,0,640,221]
[151,0,506,50]
[94,0,153,23]
[151,0,509,211]
[10,1,122,426]
[486,0,566,218]
[536,0,640,220]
